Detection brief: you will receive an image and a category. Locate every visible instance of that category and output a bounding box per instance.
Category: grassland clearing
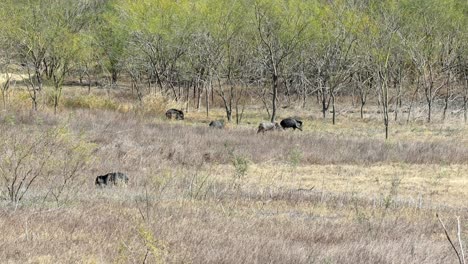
[0,86,467,263]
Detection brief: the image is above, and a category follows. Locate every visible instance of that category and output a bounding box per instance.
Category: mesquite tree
[0,0,466,124]
[253,0,310,122]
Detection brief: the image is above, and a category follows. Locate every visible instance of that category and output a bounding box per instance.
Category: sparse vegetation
[0,101,466,263]
[0,0,467,263]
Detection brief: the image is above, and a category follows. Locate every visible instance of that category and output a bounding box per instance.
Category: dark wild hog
[165,109,184,120]
[209,120,224,129]
[280,118,303,131]
[95,172,129,187]
[257,122,282,134]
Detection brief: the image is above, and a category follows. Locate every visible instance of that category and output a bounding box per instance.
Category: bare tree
[254,0,308,122]
[377,68,390,139]
[460,58,468,123]
[0,45,15,109]
[354,68,373,119]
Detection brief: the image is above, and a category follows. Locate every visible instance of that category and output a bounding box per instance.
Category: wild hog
[165,109,184,120]
[95,172,129,187]
[257,122,282,134]
[280,118,303,131]
[209,120,224,129]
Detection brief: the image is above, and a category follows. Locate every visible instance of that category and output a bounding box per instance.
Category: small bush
[137,224,167,264]
[225,144,249,180]
[232,155,249,179]
[288,146,303,168]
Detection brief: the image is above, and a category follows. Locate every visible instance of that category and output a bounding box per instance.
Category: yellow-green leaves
[115,0,192,38]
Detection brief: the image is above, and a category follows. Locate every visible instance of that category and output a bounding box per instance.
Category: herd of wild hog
[95,108,303,187]
[165,108,303,133]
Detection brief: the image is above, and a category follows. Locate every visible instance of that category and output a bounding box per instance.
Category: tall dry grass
[1,184,465,263]
[64,109,468,166]
[0,107,467,263]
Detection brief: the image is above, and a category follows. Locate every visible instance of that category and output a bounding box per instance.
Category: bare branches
[0,125,94,205]
[436,213,466,264]
[458,216,467,264]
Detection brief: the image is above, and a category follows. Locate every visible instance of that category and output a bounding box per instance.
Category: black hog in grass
[280,118,303,131]
[209,120,224,129]
[257,122,282,134]
[165,108,184,120]
[95,172,129,187]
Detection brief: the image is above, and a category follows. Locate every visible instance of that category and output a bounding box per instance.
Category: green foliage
[137,224,167,264]
[0,0,467,119]
[288,147,303,169]
[225,143,250,180]
[252,0,314,54]
[232,154,249,179]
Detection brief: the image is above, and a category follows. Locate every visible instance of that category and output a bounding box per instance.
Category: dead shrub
[0,124,95,204]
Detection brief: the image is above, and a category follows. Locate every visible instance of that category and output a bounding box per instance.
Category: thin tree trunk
[360,102,365,119]
[218,77,233,122]
[284,79,291,107]
[32,89,37,111]
[186,81,190,113]
[321,80,326,119]
[407,75,420,124]
[211,80,215,105]
[320,78,329,119]
[205,78,210,118]
[394,68,402,122]
[464,96,467,123]
[425,65,434,123]
[193,80,196,99]
[302,81,307,108]
[271,72,278,122]
[358,75,369,119]
[152,67,163,93]
[235,88,245,125]
[462,63,468,123]
[428,100,432,123]
[259,88,271,120]
[111,71,118,87]
[378,70,389,139]
[86,70,91,94]
[442,71,451,121]
[26,70,39,111]
[2,74,10,110]
[331,93,336,125]
[197,82,202,111]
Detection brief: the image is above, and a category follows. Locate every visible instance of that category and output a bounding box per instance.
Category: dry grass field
[0,86,467,263]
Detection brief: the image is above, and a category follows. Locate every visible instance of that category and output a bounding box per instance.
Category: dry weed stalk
[436,213,466,264]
